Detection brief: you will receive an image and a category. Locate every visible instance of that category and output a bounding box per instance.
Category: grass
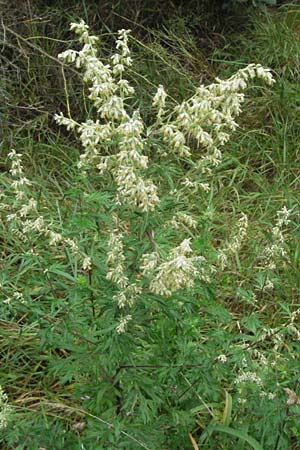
[1,1,300,449]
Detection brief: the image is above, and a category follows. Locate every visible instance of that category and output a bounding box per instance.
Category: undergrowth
[0,2,300,450]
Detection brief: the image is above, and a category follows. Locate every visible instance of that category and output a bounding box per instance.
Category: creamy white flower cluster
[217,213,248,270]
[55,22,158,212]
[262,206,291,270]
[181,178,210,193]
[157,64,275,168]
[141,239,205,297]
[152,84,167,119]
[0,386,11,430]
[7,150,41,228]
[106,230,141,332]
[255,206,292,293]
[53,21,276,334]
[3,291,25,305]
[234,370,263,388]
[7,149,33,204]
[167,212,197,230]
[116,314,132,334]
[106,231,128,289]
[113,113,159,210]
[106,231,141,306]
[216,354,227,363]
[6,150,91,269]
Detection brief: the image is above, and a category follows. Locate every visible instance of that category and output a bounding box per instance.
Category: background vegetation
[1,1,300,449]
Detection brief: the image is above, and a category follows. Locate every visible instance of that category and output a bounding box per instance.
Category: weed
[1,4,300,450]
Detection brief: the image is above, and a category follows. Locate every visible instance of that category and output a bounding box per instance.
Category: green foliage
[224,0,277,7]
[1,3,300,450]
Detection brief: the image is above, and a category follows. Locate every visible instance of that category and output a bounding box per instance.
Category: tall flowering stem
[0,386,12,430]
[54,20,275,331]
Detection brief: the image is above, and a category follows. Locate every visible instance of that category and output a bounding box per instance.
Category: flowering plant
[1,20,297,450]
[54,20,275,331]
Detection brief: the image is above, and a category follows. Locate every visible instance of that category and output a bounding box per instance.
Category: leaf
[70,216,97,231]
[48,267,75,282]
[241,314,260,334]
[262,0,277,5]
[83,191,113,209]
[190,402,218,415]
[207,424,265,450]
[222,391,232,427]
[205,303,232,324]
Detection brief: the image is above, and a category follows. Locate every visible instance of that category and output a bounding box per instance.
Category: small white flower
[153,85,167,118]
[234,371,263,388]
[179,239,192,254]
[216,354,227,363]
[54,113,77,130]
[48,231,63,246]
[13,292,24,301]
[64,238,79,255]
[217,213,248,270]
[0,386,12,430]
[23,216,45,233]
[116,315,132,333]
[148,239,203,297]
[82,256,92,271]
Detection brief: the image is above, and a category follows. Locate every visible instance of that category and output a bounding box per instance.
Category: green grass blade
[208,424,265,450]
[222,391,232,427]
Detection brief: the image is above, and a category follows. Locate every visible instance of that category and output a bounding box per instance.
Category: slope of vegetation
[1,2,299,449]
